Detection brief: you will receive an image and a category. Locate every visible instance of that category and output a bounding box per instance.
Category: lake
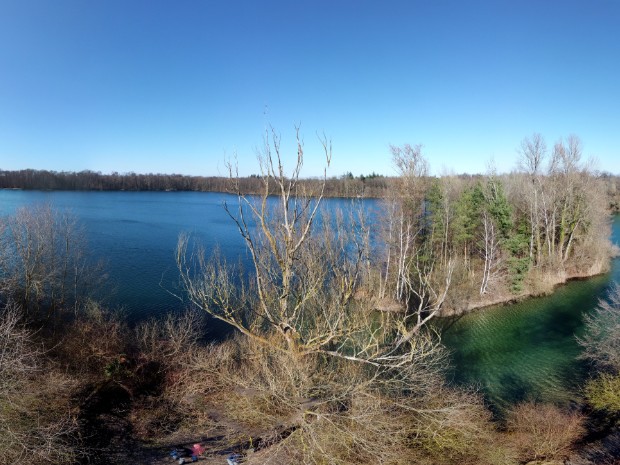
[0,190,373,320]
[442,214,620,412]
[1,190,245,318]
[1,190,618,409]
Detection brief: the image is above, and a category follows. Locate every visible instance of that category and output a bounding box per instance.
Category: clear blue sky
[1,0,618,177]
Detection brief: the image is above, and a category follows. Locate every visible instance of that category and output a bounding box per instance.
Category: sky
[0,0,618,177]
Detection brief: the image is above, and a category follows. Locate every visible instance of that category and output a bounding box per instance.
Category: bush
[57,300,128,377]
[0,303,79,463]
[579,284,620,417]
[164,333,518,465]
[585,374,620,413]
[579,283,620,373]
[506,402,585,461]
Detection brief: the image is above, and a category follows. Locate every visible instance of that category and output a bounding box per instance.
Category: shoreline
[440,257,614,318]
[0,186,382,200]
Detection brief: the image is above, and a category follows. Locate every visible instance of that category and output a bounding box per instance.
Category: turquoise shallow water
[442,215,620,411]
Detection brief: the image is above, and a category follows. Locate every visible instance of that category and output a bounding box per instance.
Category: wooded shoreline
[2,168,619,211]
[441,254,615,317]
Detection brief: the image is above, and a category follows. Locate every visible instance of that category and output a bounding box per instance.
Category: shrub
[579,283,620,373]
[506,402,585,461]
[57,300,128,376]
[0,303,79,463]
[585,374,620,413]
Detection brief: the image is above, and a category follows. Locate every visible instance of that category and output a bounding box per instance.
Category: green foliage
[453,186,479,248]
[484,179,512,238]
[452,180,512,243]
[359,171,383,182]
[585,374,620,413]
[426,180,447,239]
[426,179,444,209]
[504,221,530,257]
[504,220,531,293]
[104,354,131,380]
[507,257,530,293]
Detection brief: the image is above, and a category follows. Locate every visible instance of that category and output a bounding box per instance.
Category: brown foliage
[165,333,514,465]
[56,300,129,377]
[0,303,80,464]
[506,402,585,461]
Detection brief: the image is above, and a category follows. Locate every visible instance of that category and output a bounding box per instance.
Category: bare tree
[578,283,620,373]
[175,130,488,464]
[514,134,610,279]
[547,135,609,265]
[479,209,501,295]
[0,204,97,316]
[376,144,454,340]
[177,127,399,366]
[519,133,547,265]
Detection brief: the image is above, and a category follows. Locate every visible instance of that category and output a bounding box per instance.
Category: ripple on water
[441,270,613,413]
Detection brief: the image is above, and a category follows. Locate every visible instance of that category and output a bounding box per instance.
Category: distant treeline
[0,169,394,198]
[0,169,237,192]
[1,168,618,209]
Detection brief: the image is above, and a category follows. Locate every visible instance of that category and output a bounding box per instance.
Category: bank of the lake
[441,214,620,412]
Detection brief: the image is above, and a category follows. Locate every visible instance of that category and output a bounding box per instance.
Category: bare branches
[578,283,620,373]
[0,204,96,316]
[391,143,428,180]
[0,302,40,391]
[519,133,547,177]
[180,127,362,355]
[379,144,455,344]
[0,303,79,463]
[170,331,492,465]
[507,402,585,462]
[172,131,503,464]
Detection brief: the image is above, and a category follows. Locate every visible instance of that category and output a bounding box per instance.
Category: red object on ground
[191,443,205,456]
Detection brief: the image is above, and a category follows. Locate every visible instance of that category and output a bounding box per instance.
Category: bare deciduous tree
[175,130,488,464]
[519,133,547,264]
[479,209,501,295]
[377,144,454,340]
[1,204,98,316]
[507,402,585,462]
[178,127,393,365]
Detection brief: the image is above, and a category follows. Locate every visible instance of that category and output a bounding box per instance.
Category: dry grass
[0,303,80,464]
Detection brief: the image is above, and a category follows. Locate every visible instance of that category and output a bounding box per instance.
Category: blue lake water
[1,190,618,408]
[0,191,251,318]
[0,190,372,320]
